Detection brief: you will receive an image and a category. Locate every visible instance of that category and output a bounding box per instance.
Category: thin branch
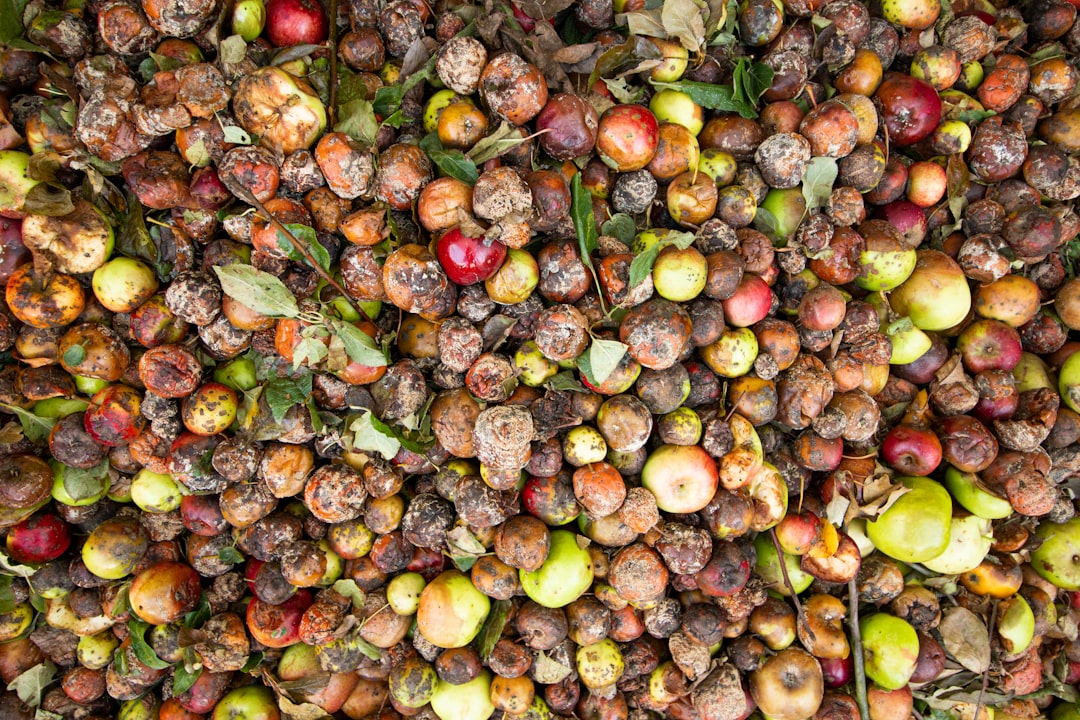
[769,529,814,643]
[974,601,997,720]
[848,577,870,720]
[328,0,339,127]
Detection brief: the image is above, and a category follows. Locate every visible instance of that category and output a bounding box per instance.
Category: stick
[848,577,870,720]
[974,601,996,720]
[328,0,339,127]
[769,529,814,643]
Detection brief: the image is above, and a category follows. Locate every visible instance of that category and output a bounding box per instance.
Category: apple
[867,685,913,720]
[886,318,933,365]
[641,444,719,514]
[417,570,490,648]
[212,685,281,720]
[956,319,1023,373]
[519,529,594,608]
[750,648,824,720]
[997,596,1035,655]
[246,589,313,648]
[231,67,327,156]
[943,466,1013,519]
[860,613,920,690]
[754,532,814,596]
[232,0,266,41]
[866,476,952,563]
[920,514,993,575]
[6,512,69,564]
[1059,350,1080,413]
[757,187,806,241]
[430,669,495,720]
[1012,352,1054,392]
[649,88,704,136]
[880,424,942,476]
[702,327,759,378]
[855,233,917,291]
[278,643,359,713]
[722,273,773,327]
[775,511,823,556]
[92,257,158,313]
[130,469,183,513]
[0,150,40,217]
[264,0,327,46]
[1031,517,1080,589]
[889,250,971,331]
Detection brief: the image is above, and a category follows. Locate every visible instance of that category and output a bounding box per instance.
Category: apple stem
[768,529,814,643]
[847,577,870,720]
[327,0,339,127]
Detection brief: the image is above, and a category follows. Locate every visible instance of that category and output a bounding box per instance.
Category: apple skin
[754,533,814,596]
[749,647,824,720]
[519,529,594,608]
[641,444,719,514]
[880,425,942,477]
[722,273,773,328]
[212,685,281,720]
[920,514,993,575]
[889,250,971,331]
[264,0,327,46]
[866,476,952,563]
[0,150,41,218]
[416,570,491,648]
[246,589,313,648]
[997,595,1035,655]
[943,465,1013,519]
[1059,350,1080,413]
[430,669,495,720]
[886,319,933,365]
[855,235,917,292]
[278,643,359,713]
[1031,517,1080,590]
[956,319,1023,373]
[860,613,920,690]
[6,512,70,564]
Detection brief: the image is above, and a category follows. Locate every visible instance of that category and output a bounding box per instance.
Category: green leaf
[546,371,586,392]
[333,321,389,367]
[219,34,247,64]
[474,599,511,661]
[221,125,252,145]
[601,213,636,244]
[264,374,314,425]
[570,173,598,273]
[733,58,775,108]
[292,337,329,371]
[240,651,264,673]
[60,343,85,368]
[117,191,166,277]
[428,149,479,185]
[183,593,211,629]
[61,460,110,502]
[956,109,996,125]
[348,411,401,460]
[0,576,15,613]
[468,123,528,164]
[0,403,55,445]
[586,339,628,385]
[801,156,838,212]
[7,662,55,708]
[0,0,27,45]
[628,243,661,289]
[128,620,172,669]
[587,35,662,89]
[172,661,202,695]
[371,85,404,120]
[212,264,300,319]
[335,99,379,147]
[36,709,64,720]
[650,80,757,118]
[217,546,245,564]
[276,224,331,271]
[332,579,365,608]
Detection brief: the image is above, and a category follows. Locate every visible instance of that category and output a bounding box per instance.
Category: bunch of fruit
[3,0,1080,717]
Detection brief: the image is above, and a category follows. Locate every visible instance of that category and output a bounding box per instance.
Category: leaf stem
[848,577,870,720]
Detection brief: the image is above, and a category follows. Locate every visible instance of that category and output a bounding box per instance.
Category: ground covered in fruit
[2,0,1080,718]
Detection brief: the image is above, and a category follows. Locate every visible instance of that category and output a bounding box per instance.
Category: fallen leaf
[939,607,991,674]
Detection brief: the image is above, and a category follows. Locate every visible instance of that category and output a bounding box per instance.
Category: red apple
[819,656,854,689]
[880,424,942,476]
[722,273,773,328]
[435,228,507,286]
[874,73,942,146]
[246,588,313,648]
[956,319,1023,373]
[264,0,328,47]
[595,104,659,172]
[775,512,822,556]
[641,444,719,514]
[875,200,927,248]
[6,512,70,564]
[0,217,27,285]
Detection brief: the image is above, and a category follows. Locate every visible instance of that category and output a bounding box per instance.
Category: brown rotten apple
[232,67,327,156]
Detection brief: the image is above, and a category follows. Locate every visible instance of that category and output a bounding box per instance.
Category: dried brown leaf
[939,607,991,674]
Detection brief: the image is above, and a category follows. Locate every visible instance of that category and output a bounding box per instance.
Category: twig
[848,577,870,720]
[328,0,339,127]
[769,529,814,643]
[974,601,997,720]
[232,184,371,323]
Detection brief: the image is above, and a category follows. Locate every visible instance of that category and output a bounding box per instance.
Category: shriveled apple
[232,67,327,156]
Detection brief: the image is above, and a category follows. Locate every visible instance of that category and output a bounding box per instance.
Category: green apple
[130,469,183,513]
[92,257,158,313]
[855,236,918,291]
[1031,517,1080,589]
[920,514,992,575]
[51,460,110,507]
[32,397,88,418]
[520,529,594,608]
[73,375,110,395]
[1051,704,1080,720]
[387,572,426,615]
[860,613,919,690]
[889,249,971,331]
[431,669,494,720]
[866,476,952,563]
[649,89,704,136]
[886,318,932,365]
[232,66,327,155]
[997,595,1034,655]
[1012,352,1053,392]
[1059,350,1080,413]
[212,685,281,720]
[943,466,1013,519]
[577,638,625,689]
[756,187,806,242]
[754,532,814,596]
[214,357,258,391]
[416,570,490,648]
[232,0,266,41]
[0,150,40,216]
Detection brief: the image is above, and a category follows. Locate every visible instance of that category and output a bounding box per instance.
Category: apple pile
[3,0,1080,717]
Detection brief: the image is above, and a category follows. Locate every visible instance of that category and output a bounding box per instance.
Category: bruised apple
[865,476,952,563]
[641,444,719,514]
[519,529,594,608]
[417,570,491,648]
[888,250,971,331]
[232,67,327,155]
